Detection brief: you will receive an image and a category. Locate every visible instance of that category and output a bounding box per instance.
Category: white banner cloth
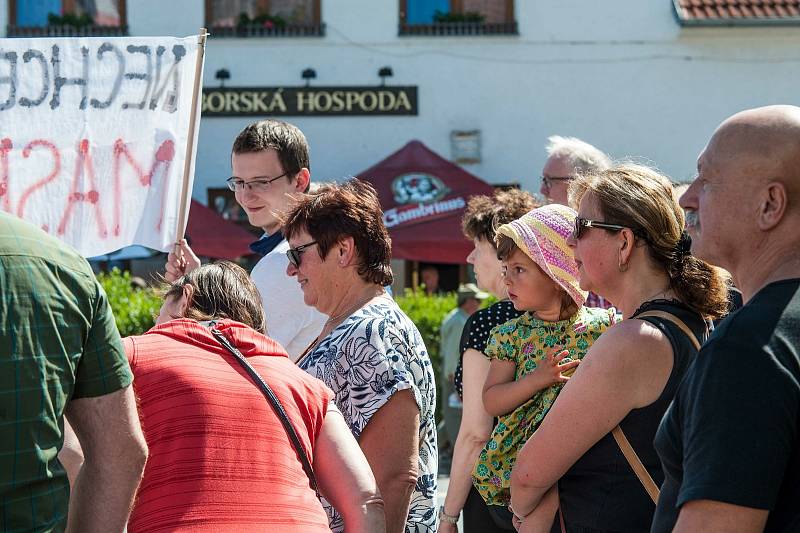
[0,34,202,256]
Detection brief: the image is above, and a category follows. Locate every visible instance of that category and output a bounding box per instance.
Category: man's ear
[294,168,311,193]
[757,181,788,231]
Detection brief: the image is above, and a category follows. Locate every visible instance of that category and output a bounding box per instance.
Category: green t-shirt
[0,212,132,531]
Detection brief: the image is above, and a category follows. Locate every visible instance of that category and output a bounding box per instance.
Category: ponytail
[667,254,730,319]
[571,164,730,320]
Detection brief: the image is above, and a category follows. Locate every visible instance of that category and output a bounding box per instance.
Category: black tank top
[553,300,708,533]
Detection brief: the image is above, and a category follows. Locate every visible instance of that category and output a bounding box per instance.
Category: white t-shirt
[249,239,326,361]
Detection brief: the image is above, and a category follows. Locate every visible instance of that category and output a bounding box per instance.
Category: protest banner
[0,32,206,257]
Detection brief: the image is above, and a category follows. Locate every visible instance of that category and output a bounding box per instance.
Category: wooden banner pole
[174,28,208,265]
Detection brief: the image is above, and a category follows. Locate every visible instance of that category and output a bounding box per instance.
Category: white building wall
[2,1,799,199]
[127,0,203,37]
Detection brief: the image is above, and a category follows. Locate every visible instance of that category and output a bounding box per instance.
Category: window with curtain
[399,0,516,35]
[208,0,318,27]
[13,0,124,27]
[403,0,513,24]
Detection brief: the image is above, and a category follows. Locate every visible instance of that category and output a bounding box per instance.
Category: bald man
[652,106,800,533]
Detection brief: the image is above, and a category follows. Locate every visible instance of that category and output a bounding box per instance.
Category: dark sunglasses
[573,217,629,240]
[286,241,317,267]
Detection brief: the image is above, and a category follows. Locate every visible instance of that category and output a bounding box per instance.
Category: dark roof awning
[357,140,495,264]
[185,200,256,260]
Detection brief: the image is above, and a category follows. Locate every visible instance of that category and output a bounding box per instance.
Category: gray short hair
[545,135,612,175]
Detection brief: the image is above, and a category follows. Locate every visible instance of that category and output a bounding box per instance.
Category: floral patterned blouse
[472,306,618,506]
[299,298,438,532]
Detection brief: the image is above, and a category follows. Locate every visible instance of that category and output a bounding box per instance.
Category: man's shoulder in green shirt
[0,212,132,531]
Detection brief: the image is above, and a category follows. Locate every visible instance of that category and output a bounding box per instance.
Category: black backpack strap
[208,325,320,498]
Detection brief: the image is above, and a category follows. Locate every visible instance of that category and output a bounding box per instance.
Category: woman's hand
[514,515,551,533]
[512,509,556,533]
[511,484,559,532]
[527,347,580,387]
[437,520,458,533]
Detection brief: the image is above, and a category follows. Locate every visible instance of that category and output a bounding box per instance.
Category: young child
[472,204,617,520]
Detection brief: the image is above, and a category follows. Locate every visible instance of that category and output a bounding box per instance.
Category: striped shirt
[125,319,332,532]
[586,291,614,310]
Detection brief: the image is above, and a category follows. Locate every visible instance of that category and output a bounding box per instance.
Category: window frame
[205,0,325,38]
[399,0,517,36]
[7,0,128,37]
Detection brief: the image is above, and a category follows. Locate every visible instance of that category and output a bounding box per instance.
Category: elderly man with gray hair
[540,135,613,308]
[539,135,611,206]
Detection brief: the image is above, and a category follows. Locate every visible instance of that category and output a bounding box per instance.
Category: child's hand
[529,347,580,388]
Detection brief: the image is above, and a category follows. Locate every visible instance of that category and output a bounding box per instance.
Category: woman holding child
[510,165,729,532]
[471,204,617,529]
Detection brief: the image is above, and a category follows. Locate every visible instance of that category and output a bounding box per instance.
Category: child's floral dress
[472,306,618,505]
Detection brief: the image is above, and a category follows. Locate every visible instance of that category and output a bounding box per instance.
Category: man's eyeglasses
[226,172,288,193]
[541,175,573,189]
[572,217,629,240]
[286,241,318,268]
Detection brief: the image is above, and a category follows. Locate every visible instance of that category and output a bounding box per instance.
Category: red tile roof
[675,0,800,24]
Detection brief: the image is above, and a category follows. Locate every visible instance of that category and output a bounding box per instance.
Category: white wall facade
[3,1,800,200]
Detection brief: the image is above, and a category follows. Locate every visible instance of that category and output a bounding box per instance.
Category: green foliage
[395,289,457,370]
[395,289,497,421]
[433,10,486,23]
[96,269,162,337]
[395,289,457,420]
[47,12,94,27]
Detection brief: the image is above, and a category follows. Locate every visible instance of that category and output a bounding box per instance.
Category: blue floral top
[299,298,438,532]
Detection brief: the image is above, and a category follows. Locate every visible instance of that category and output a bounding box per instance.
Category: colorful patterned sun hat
[496,204,587,307]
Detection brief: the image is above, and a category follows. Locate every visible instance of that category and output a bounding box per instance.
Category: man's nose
[679,179,699,209]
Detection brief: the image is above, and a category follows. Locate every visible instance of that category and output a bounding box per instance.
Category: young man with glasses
[166,120,325,360]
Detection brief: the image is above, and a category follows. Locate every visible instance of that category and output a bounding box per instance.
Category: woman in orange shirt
[126,261,384,532]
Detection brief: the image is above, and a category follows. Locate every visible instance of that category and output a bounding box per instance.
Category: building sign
[383,173,466,228]
[202,86,418,116]
[392,173,449,204]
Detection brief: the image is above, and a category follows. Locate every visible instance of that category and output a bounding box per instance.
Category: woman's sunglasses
[286,241,318,267]
[573,217,629,240]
